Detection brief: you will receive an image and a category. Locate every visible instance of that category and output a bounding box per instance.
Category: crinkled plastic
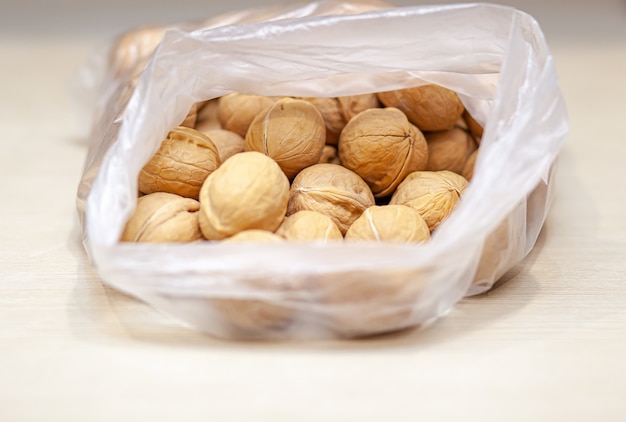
[75,0,568,340]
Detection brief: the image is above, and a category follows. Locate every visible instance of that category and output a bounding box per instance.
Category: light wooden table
[1,1,625,421]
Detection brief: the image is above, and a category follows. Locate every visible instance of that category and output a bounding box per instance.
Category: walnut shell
[301,97,346,145]
[337,93,380,121]
[462,148,478,181]
[276,210,343,242]
[180,102,198,128]
[318,145,341,165]
[109,26,165,78]
[345,205,430,243]
[222,230,284,243]
[217,93,277,137]
[199,151,289,240]
[246,98,326,179]
[315,268,427,337]
[425,127,477,174]
[120,192,202,242]
[463,109,484,141]
[138,126,221,199]
[195,98,221,131]
[389,170,468,231]
[210,295,293,333]
[287,163,375,234]
[377,84,464,132]
[338,107,428,198]
[201,129,245,162]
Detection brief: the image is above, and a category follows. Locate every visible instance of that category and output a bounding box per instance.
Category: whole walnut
[390,170,468,231]
[109,25,165,78]
[138,126,221,199]
[318,145,341,165]
[201,129,245,162]
[246,97,326,179]
[315,268,426,337]
[276,210,343,242]
[425,127,477,174]
[463,109,484,141]
[345,205,430,243]
[217,92,277,137]
[180,102,198,128]
[377,84,464,132]
[210,294,294,334]
[288,163,375,234]
[337,93,380,121]
[301,97,346,145]
[199,151,289,240]
[120,192,203,242]
[195,98,221,131]
[338,107,428,198]
[223,230,284,243]
[462,148,478,181]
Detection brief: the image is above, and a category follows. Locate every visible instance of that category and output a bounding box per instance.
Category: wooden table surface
[1,1,625,421]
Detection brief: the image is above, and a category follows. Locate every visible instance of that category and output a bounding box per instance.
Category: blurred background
[1,0,624,46]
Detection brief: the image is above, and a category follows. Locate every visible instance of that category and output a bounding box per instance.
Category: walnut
[287,163,375,234]
[180,102,198,128]
[301,97,346,145]
[338,107,428,198]
[201,129,245,162]
[109,25,165,78]
[138,126,221,199]
[462,148,478,181]
[318,145,341,165]
[217,92,277,137]
[120,192,202,242]
[377,84,464,132]
[425,127,477,174]
[314,268,426,337]
[276,210,343,242]
[463,109,484,141]
[345,205,430,243]
[389,170,468,231]
[246,98,326,179]
[337,93,380,121]
[195,98,221,131]
[223,230,284,243]
[211,294,294,333]
[198,151,289,240]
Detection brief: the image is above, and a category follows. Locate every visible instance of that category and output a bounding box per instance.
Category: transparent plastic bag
[75,0,568,339]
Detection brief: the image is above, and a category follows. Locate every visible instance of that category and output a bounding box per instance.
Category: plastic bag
[75,0,568,340]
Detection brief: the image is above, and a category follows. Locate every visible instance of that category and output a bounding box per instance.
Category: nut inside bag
[76,0,568,340]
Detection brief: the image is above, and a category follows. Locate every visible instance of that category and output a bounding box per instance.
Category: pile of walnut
[121,84,484,244]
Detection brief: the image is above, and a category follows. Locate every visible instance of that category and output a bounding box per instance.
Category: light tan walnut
[337,93,380,121]
[109,25,165,78]
[138,126,221,200]
[246,98,326,179]
[463,109,484,141]
[462,148,478,181]
[210,294,294,333]
[390,170,468,231]
[201,129,245,162]
[180,102,198,128]
[199,151,289,240]
[195,98,221,131]
[217,92,277,137]
[345,205,430,243]
[222,230,284,243]
[120,192,202,242]
[287,163,375,234]
[377,84,464,132]
[318,145,341,165]
[338,107,428,198]
[425,127,477,174]
[301,97,346,146]
[276,210,343,242]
